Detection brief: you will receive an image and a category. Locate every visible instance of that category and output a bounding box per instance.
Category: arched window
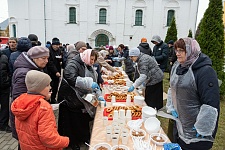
[12,24,16,37]
[69,7,76,23]
[99,8,107,24]
[167,10,175,26]
[95,34,109,47]
[135,9,143,26]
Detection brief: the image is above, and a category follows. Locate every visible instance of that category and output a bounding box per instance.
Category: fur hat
[27,46,49,59]
[141,37,147,43]
[25,70,51,93]
[52,37,60,45]
[129,47,140,56]
[75,41,86,50]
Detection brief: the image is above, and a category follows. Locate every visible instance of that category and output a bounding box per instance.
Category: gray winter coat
[133,53,163,87]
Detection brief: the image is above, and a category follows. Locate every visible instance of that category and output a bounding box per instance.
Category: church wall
[8,0,199,48]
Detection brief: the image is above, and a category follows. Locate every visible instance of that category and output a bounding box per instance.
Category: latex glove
[163,143,181,150]
[192,127,204,138]
[91,82,100,90]
[171,110,178,118]
[98,96,106,106]
[112,57,118,61]
[128,85,134,92]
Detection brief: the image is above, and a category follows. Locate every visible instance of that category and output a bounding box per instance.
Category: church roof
[0,19,9,30]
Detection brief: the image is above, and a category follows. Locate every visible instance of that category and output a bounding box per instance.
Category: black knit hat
[167,40,174,45]
[52,37,60,45]
[28,34,38,42]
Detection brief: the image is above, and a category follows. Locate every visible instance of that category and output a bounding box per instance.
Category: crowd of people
[0,34,220,150]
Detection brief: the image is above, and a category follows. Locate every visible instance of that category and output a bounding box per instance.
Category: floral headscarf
[80,49,93,66]
[182,38,201,67]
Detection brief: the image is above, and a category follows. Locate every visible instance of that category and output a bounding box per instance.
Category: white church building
[8,0,199,48]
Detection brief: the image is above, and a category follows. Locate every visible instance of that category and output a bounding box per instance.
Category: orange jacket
[11,93,69,150]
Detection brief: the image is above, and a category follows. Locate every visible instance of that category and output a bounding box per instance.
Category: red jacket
[11,93,69,150]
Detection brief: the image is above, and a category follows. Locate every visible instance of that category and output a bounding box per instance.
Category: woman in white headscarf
[167,38,220,149]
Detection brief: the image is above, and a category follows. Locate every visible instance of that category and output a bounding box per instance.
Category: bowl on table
[112,145,130,150]
[144,117,161,134]
[150,133,168,146]
[127,120,142,130]
[142,106,157,118]
[93,142,111,150]
[130,128,146,139]
[134,96,145,106]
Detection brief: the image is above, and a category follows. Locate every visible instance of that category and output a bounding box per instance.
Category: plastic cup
[126,94,131,106]
[100,101,105,108]
[111,96,116,104]
[126,110,131,118]
[122,134,128,144]
[103,116,108,126]
[113,110,119,119]
[106,125,112,133]
[119,109,125,119]
[112,135,119,146]
[119,119,125,127]
[106,132,111,142]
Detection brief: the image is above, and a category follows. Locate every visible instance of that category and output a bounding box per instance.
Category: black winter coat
[47,46,62,78]
[138,43,152,56]
[58,55,87,111]
[0,52,10,89]
[152,41,169,70]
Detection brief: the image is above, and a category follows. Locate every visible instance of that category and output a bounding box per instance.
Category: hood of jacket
[14,52,39,71]
[71,53,84,66]
[11,93,44,121]
[139,43,150,49]
[192,53,212,70]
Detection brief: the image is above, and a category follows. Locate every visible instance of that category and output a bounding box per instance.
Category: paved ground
[0,109,88,150]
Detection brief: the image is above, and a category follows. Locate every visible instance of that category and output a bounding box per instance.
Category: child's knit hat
[25,70,51,93]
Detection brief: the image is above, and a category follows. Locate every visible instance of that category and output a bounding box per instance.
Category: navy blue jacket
[152,41,169,70]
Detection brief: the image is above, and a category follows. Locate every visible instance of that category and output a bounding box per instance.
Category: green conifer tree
[195,19,202,39]
[188,29,193,38]
[197,0,225,95]
[165,17,177,43]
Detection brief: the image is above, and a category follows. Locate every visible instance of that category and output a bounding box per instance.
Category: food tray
[104,94,134,102]
[103,107,142,120]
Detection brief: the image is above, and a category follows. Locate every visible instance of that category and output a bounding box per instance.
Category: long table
[89,101,169,150]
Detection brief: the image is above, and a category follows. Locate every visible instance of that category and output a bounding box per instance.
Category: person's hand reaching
[91,82,100,90]
[128,85,134,92]
[98,96,106,106]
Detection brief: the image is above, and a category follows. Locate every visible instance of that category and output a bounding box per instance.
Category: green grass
[160,73,225,149]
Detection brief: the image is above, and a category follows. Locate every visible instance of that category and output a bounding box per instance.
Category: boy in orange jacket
[11,70,69,150]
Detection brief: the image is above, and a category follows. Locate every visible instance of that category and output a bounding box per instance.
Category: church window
[69,7,76,23]
[135,9,143,26]
[167,10,175,26]
[95,34,109,47]
[12,24,16,37]
[99,8,107,24]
